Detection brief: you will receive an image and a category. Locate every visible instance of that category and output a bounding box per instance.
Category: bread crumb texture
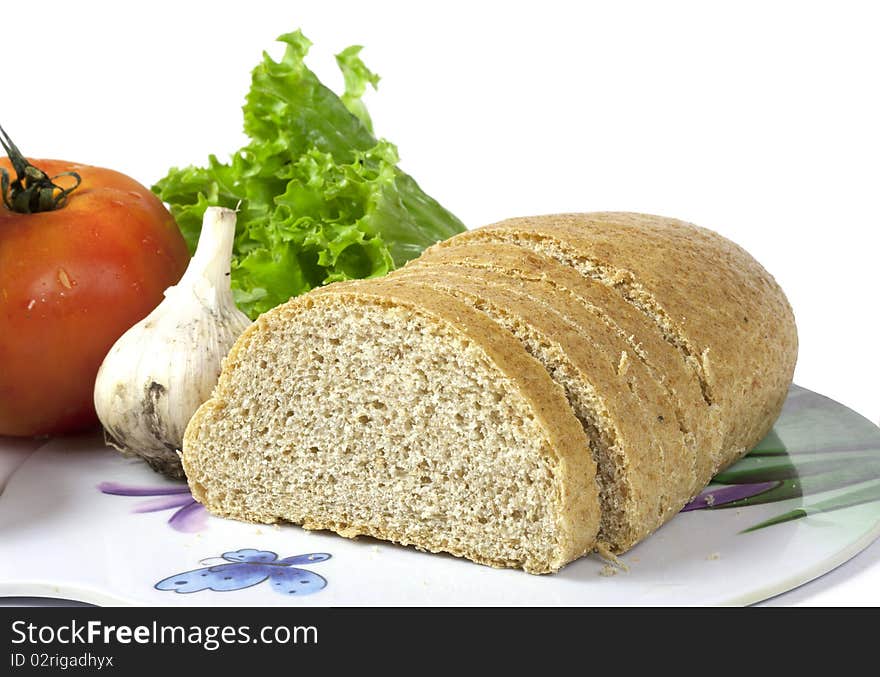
[183,212,797,574]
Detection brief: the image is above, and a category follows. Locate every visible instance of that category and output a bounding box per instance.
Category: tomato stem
[0,125,81,214]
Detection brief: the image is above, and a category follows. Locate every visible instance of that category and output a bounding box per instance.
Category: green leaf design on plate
[685,385,880,533]
[741,479,880,533]
[714,451,880,485]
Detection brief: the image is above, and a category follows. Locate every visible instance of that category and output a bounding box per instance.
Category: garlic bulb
[94,206,251,478]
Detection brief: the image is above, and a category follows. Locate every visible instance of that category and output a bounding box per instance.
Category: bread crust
[432,213,798,479]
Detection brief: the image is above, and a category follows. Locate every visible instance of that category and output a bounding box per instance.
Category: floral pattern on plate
[2,383,875,605]
[155,549,330,596]
[97,481,207,533]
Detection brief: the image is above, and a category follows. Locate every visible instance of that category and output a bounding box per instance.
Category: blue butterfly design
[155,549,331,597]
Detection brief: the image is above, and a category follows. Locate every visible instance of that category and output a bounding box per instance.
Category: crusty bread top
[431,212,798,470]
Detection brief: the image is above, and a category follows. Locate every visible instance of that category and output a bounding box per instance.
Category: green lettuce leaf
[153,29,464,319]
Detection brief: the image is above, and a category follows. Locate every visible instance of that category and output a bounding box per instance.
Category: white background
[3,0,879,604]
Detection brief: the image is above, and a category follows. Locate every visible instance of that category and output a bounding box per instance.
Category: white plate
[1,384,879,606]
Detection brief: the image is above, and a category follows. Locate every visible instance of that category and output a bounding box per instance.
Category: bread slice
[182,278,599,574]
[428,213,798,475]
[387,265,689,551]
[402,242,711,495]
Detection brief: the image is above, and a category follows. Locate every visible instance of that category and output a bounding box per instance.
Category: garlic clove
[94,207,252,478]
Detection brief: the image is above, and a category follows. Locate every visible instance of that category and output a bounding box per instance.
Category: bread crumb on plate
[596,542,630,572]
[599,565,618,577]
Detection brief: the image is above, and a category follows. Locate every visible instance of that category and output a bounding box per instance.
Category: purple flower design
[98,481,208,533]
[681,481,779,512]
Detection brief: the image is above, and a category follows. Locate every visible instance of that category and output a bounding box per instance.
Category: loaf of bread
[182,212,797,573]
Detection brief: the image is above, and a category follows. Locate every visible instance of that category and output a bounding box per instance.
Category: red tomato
[0,157,190,436]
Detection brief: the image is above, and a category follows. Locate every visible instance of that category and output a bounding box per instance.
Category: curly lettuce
[153,30,464,319]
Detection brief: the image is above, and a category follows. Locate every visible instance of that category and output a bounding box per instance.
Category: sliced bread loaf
[182,278,599,573]
[182,212,798,573]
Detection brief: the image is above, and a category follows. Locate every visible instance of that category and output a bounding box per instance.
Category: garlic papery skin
[94,206,251,479]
